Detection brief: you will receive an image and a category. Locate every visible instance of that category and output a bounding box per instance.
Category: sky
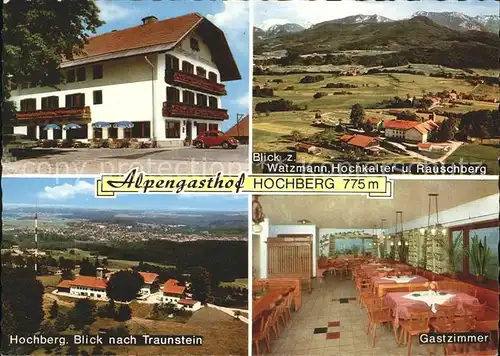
[95,0,249,131]
[2,178,248,211]
[255,0,500,29]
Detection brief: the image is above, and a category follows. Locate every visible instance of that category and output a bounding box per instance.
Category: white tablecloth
[402,291,456,313]
[380,276,417,284]
[376,267,394,271]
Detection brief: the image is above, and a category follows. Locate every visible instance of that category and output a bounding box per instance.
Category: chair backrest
[458,282,477,298]
[435,303,458,324]
[438,280,458,292]
[409,285,428,292]
[407,306,431,330]
[381,286,410,296]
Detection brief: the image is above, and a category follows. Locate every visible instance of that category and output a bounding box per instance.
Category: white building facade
[10,13,241,147]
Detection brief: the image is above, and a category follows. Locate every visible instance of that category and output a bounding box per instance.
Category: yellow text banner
[96,169,392,198]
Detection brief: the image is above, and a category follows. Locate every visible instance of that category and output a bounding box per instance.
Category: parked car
[193,130,239,149]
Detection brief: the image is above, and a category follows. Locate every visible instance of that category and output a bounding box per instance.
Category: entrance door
[186,121,192,140]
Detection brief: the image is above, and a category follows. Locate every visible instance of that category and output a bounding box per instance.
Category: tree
[438,118,457,141]
[106,271,143,302]
[68,299,95,329]
[54,313,70,332]
[189,267,212,305]
[397,110,420,122]
[115,304,132,322]
[349,104,365,128]
[61,269,74,281]
[3,0,103,131]
[290,130,304,142]
[79,258,97,277]
[1,267,44,352]
[49,301,59,319]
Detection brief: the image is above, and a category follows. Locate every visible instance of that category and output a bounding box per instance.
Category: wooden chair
[438,280,459,292]
[430,304,458,356]
[268,300,282,340]
[458,282,477,298]
[365,297,397,347]
[277,291,291,327]
[253,310,272,355]
[409,285,428,292]
[398,306,431,356]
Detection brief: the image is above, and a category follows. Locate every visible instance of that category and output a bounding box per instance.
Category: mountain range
[254,11,500,39]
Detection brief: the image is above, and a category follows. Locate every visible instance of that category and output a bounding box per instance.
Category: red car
[193,130,239,149]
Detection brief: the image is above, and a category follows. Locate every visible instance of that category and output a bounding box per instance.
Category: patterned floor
[263,275,439,356]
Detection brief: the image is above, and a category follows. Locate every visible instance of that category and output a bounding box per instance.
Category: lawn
[253,71,498,166]
[220,278,248,289]
[446,143,499,174]
[33,307,247,356]
[106,259,175,271]
[37,275,62,288]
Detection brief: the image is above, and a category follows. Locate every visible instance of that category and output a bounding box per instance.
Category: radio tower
[34,202,38,274]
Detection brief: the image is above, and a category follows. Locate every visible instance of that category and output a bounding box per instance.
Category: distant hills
[254,11,500,40]
[254,15,499,69]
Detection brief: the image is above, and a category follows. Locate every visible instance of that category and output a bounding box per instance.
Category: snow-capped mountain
[265,23,306,38]
[412,11,499,33]
[313,14,393,28]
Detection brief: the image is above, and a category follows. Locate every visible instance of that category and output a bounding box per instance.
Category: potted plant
[436,232,463,279]
[466,234,491,283]
[184,138,191,146]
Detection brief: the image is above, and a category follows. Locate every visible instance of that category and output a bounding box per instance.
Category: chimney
[141,16,158,25]
[96,267,104,279]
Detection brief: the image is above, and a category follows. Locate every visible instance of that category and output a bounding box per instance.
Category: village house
[138,272,160,296]
[162,279,202,311]
[10,13,241,147]
[225,115,249,144]
[295,143,321,155]
[384,119,439,143]
[57,273,108,300]
[339,134,380,155]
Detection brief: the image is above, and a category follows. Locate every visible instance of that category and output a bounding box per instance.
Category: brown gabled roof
[70,276,107,289]
[57,280,72,289]
[225,115,249,137]
[178,299,198,306]
[139,272,159,285]
[384,120,420,130]
[163,284,186,295]
[62,13,240,81]
[340,134,379,148]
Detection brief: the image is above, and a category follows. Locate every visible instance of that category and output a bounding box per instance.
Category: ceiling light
[297,219,311,225]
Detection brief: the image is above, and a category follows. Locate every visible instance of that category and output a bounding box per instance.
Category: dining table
[252,288,287,322]
[384,290,481,327]
[371,275,429,294]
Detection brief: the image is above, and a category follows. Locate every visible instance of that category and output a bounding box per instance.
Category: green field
[253,71,499,168]
[106,259,175,271]
[220,278,248,289]
[37,275,62,288]
[447,143,499,174]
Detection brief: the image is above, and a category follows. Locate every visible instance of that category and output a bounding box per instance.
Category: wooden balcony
[165,70,227,96]
[16,106,91,122]
[162,102,229,121]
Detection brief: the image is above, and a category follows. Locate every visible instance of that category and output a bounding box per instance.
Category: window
[41,96,59,109]
[209,123,218,131]
[166,121,181,138]
[166,87,180,103]
[183,90,195,105]
[468,227,498,280]
[165,54,179,71]
[197,122,207,135]
[66,69,76,83]
[182,61,194,74]
[65,93,85,108]
[108,127,118,139]
[196,93,207,107]
[196,66,206,78]
[93,64,103,79]
[76,68,86,81]
[208,72,218,83]
[93,90,103,105]
[66,124,88,140]
[208,97,218,108]
[190,38,199,51]
[131,121,151,138]
[20,98,36,111]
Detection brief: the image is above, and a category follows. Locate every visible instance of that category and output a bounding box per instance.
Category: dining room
[251,179,499,356]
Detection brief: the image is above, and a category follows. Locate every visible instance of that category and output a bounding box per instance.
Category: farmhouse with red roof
[138,272,160,296]
[384,119,439,143]
[11,13,241,147]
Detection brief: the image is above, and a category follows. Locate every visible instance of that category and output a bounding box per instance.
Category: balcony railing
[162,102,229,121]
[16,106,91,121]
[165,70,227,96]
